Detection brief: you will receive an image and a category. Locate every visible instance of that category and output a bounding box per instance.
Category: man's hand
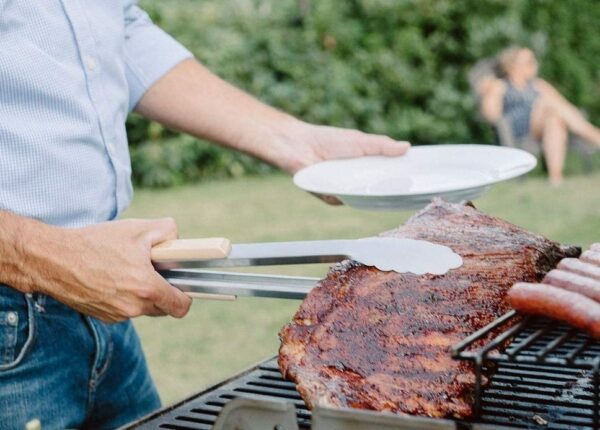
[12,217,191,323]
[269,120,410,174]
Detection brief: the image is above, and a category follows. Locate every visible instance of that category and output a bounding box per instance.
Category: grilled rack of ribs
[278,199,579,418]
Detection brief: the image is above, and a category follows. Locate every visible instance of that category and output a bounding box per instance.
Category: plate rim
[293,144,537,197]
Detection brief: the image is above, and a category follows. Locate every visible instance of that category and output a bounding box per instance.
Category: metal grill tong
[152,237,463,301]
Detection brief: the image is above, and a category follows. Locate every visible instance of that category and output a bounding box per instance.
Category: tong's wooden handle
[151,238,232,262]
[185,292,237,301]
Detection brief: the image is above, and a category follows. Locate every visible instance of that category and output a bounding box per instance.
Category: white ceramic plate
[293,144,537,211]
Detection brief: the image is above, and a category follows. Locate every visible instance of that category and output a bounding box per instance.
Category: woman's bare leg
[530,101,568,185]
[542,115,568,185]
[538,92,600,146]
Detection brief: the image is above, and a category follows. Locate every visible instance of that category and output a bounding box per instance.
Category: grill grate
[127,312,600,430]
[453,310,600,429]
[128,360,312,430]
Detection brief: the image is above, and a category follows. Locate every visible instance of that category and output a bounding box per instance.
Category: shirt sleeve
[123,0,193,110]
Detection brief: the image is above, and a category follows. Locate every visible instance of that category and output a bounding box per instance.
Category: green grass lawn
[124,172,600,405]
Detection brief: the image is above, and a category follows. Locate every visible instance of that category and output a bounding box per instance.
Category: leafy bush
[127,116,273,187]
[130,0,600,187]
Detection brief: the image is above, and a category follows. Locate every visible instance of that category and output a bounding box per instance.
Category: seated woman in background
[477,46,600,185]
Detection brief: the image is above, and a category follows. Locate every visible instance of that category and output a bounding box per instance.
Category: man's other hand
[26,218,192,323]
[273,120,410,175]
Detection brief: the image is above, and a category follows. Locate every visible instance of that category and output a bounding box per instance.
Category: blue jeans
[0,285,161,429]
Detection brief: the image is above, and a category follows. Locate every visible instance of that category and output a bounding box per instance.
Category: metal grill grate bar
[454,312,600,429]
[480,414,594,430]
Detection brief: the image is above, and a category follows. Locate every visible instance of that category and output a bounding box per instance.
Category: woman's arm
[478,78,506,124]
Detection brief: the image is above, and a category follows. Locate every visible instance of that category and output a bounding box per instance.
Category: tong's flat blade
[162,269,320,299]
[154,240,351,270]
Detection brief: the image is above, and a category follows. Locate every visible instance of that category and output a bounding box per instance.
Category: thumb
[152,273,192,318]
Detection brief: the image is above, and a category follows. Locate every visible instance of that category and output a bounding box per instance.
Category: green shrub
[129,127,274,188]
[129,0,600,187]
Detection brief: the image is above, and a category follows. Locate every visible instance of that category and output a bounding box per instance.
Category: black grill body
[123,359,310,430]
[125,313,599,430]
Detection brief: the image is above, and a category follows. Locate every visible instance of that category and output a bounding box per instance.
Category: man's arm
[0,211,191,322]
[0,211,35,292]
[135,59,410,174]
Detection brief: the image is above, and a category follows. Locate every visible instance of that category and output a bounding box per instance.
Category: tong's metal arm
[154,240,352,270]
[161,269,320,299]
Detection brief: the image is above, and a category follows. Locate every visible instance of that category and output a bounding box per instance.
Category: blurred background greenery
[130,0,600,187]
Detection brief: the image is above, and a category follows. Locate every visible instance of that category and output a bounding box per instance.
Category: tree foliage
[129,0,600,187]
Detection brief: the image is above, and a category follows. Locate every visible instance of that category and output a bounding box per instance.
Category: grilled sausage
[543,269,600,301]
[557,259,600,281]
[508,283,600,338]
[581,250,600,267]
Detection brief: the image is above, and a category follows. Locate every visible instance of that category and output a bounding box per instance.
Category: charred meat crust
[278,199,579,418]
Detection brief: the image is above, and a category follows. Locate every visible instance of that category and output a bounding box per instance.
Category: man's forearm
[136,59,299,170]
[0,211,45,293]
[135,58,410,174]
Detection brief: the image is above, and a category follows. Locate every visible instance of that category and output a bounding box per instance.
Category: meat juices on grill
[278,199,579,418]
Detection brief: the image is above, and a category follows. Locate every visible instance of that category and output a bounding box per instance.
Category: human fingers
[310,192,343,206]
[145,304,168,318]
[359,134,411,157]
[150,272,192,318]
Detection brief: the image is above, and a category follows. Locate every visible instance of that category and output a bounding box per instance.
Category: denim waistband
[0,284,73,316]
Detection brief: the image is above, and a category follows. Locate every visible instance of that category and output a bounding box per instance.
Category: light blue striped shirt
[0,1,192,227]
